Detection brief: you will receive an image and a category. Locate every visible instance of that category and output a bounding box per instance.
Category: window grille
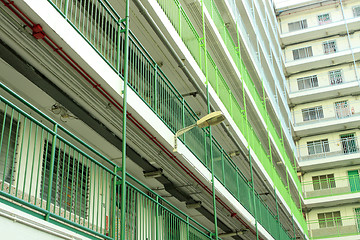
[318,211,342,228]
[353,6,360,17]
[329,70,343,85]
[307,139,330,155]
[297,75,318,90]
[302,106,324,121]
[293,46,313,60]
[288,19,308,32]
[334,100,350,119]
[41,142,90,218]
[318,13,331,25]
[323,40,337,54]
[0,111,17,183]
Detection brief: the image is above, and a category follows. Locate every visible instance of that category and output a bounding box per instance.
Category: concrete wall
[279,0,360,33]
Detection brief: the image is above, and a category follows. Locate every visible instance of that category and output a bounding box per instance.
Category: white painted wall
[279,0,360,33]
[288,63,358,93]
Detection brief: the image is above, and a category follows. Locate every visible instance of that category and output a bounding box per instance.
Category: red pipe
[1,0,262,238]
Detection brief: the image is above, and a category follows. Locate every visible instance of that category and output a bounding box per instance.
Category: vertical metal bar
[111,167,117,238]
[120,0,130,238]
[249,148,259,239]
[45,124,58,221]
[201,0,217,238]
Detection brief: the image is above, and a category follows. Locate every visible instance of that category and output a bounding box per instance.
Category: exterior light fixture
[143,169,163,178]
[173,111,225,152]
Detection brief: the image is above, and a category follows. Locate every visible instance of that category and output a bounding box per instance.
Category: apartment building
[277,0,360,239]
[0,0,308,239]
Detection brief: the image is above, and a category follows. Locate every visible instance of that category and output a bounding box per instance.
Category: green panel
[348,170,360,193]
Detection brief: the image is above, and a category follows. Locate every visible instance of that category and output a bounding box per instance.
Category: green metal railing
[155,0,307,235]
[302,174,360,199]
[35,0,297,238]
[0,82,212,239]
[307,215,360,239]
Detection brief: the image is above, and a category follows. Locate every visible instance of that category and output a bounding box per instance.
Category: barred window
[0,111,17,183]
[307,139,330,155]
[353,6,360,17]
[302,106,324,121]
[297,75,318,90]
[323,40,337,54]
[293,46,313,60]
[288,19,308,32]
[318,13,331,25]
[41,142,90,217]
[329,70,343,85]
[312,174,335,190]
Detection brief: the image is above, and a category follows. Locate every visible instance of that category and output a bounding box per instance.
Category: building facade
[277,0,360,239]
[0,0,308,239]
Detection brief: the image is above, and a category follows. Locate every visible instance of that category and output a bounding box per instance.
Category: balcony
[293,100,360,137]
[0,0,301,238]
[288,69,360,105]
[308,215,360,239]
[0,84,212,239]
[281,15,360,46]
[302,173,360,199]
[285,46,360,75]
[297,135,360,170]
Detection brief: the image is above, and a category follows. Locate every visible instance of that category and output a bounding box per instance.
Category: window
[293,46,313,60]
[0,111,17,183]
[297,75,319,90]
[302,106,324,121]
[323,40,337,54]
[307,139,330,155]
[335,100,350,119]
[41,142,90,217]
[353,6,360,17]
[288,19,308,32]
[318,13,331,25]
[318,211,342,228]
[329,70,343,85]
[312,174,335,190]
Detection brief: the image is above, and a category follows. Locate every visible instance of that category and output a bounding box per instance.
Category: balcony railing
[281,15,360,34]
[297,136,360,162]
[0,83,212,239]
[293,100,360,127]
[286,45,360,64]
[302,174,360,199]
[156,0,306,235]
[0,0,299,238]
[288,70,359,94]
[308,215,360,239]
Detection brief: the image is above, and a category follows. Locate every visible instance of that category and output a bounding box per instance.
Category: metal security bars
[0,83,212,239]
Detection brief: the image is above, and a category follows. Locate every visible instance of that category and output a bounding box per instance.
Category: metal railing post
[201,0,217,238]
[120,0,130,239]
[45,123,58,221]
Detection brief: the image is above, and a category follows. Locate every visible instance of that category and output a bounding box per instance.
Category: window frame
[292,46,313,60]
[288,19,308,32]
[297,75,319,90]
[353,6,360,17]
[318,13,331,25]
[312,174,336,191]
[323,40,337,54]
[302,106,324,121]
[41,141,90,218]
[0,110,19,184]
[329,69,343,85]
[307,139,330,155]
